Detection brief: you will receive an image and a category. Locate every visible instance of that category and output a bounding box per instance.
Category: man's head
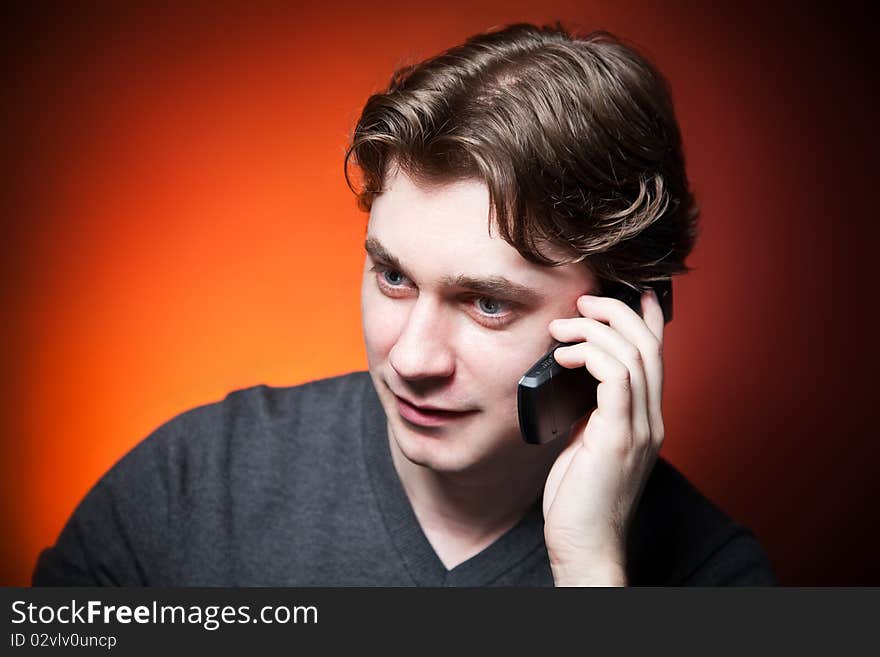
[348,23,698,475]
[347,22,698,287]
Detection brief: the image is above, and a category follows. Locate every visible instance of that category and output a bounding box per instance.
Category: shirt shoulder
[627,458,776,586]
[32,371,374,586]
[94,370,372,499]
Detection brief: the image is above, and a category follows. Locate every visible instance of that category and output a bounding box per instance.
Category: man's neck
[387,427,561,570]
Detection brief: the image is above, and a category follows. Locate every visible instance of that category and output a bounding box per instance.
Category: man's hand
[542,289,666,586]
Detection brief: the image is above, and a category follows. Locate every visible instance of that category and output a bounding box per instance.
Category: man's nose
[388,297,455,381]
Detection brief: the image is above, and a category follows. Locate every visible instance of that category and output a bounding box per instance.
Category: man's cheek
[363,305,403,359]
[459,333,534,390]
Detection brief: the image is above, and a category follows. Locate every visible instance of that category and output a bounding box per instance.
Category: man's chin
[391,427,470,473]
[387,417,515,476]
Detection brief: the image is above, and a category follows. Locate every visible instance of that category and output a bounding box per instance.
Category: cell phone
[517,279,673,445]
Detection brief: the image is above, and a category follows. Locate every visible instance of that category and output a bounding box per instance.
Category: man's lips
[393,394,478,427]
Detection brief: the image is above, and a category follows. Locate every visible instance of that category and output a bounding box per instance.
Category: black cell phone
[517,280,673,445]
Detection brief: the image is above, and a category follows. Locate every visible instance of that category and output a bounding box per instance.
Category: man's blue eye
[383,270,405,286]
[477,298,503,315]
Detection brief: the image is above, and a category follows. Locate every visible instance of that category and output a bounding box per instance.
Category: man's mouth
[393,394,478,428]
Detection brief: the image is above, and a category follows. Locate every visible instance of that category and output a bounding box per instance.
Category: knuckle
[624,345,642,364]
[654,431,666,448]
[611,364,631,384]
[652,419,665,448]
[608,296,627,312]
[611,433,634,457]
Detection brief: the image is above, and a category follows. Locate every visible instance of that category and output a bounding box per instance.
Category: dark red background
[4,1,877,586]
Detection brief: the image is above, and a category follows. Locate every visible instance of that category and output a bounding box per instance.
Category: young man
[33,23,774,586]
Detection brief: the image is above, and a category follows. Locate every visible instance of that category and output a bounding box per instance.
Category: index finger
[575,293,663,350]
[641,289,665,344]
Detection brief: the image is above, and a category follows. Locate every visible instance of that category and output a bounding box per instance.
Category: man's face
[361,168,598,475]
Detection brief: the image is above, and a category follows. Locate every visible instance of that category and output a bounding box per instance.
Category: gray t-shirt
[33,371,775,586]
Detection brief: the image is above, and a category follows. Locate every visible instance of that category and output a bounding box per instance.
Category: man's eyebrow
[364,236,543,304]
[442,275,542,304]
[364,237,406,273]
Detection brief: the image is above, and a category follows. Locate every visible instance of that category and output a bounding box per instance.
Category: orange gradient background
[4,1,877,585]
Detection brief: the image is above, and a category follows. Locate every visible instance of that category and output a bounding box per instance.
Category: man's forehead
[370,171,491,233]
[371,167,578,265]
[366,168,597,295]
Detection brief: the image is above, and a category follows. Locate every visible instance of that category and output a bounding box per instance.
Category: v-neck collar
[358,375,547,586]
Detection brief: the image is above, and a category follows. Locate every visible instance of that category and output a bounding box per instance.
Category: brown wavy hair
[345,22,699,288]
